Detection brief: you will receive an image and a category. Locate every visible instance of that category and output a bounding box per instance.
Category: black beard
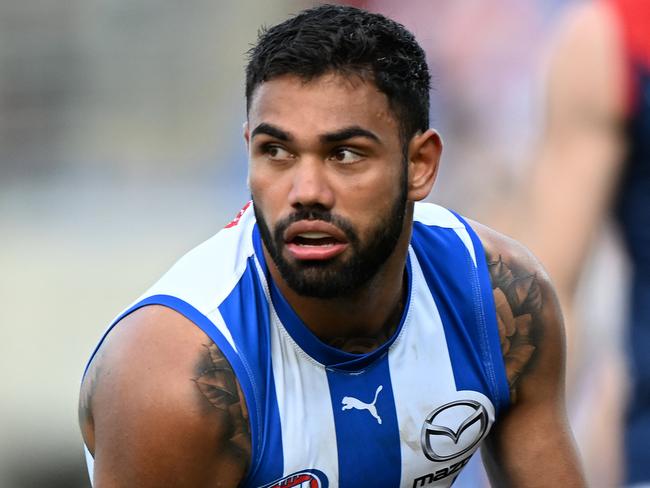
[254,179,408,299]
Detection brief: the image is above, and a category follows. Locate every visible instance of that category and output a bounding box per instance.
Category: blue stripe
[327,355,401,488]
[217,258,284,487]
[411,222,507,415]
[452,213,511,413]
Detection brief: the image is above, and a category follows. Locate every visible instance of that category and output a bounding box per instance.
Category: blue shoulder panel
[217,257,284,486]
[452,213,511,413]
[411,220,510,415]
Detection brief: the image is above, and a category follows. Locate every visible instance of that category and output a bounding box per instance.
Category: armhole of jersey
[450,213,511,414]
[81,294,261,485]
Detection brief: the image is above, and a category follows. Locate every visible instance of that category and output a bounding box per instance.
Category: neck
[265,223,412,354]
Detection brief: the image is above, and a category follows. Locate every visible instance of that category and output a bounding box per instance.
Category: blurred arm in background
[507,2,634,486]
[513,0,626,367]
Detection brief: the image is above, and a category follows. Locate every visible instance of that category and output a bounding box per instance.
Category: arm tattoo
[193,343,251,459]
[487,253,542,401]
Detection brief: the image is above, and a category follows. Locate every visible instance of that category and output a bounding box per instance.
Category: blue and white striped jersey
[84,201,509,488]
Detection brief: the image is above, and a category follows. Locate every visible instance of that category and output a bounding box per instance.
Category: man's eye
[264,145,293,161]
[329,149,363,164]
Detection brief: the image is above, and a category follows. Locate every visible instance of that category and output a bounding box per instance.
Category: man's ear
[407,129,443,202]
[244,121,252,190]
[243,121,250,146]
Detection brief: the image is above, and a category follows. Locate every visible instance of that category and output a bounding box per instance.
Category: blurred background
[0,1,627,487]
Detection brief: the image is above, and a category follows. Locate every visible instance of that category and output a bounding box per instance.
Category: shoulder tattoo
[486,253,543,401]
[193,343,252,460]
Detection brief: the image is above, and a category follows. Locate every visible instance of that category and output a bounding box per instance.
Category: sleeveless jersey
[83,201,510,488]
[607,0,650,482]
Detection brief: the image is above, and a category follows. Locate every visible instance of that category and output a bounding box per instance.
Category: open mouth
[284,223,349,260]
[291,231,342,247]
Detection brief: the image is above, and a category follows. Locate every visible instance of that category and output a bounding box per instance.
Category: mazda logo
[420,400,489,462]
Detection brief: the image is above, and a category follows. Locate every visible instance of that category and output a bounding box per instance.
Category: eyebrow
[250,123,381,145]
[250,123,292,141]
[320,126,380,144]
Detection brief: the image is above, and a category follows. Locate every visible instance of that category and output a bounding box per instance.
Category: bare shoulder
[79,305,251,487]
[467,219,566,404]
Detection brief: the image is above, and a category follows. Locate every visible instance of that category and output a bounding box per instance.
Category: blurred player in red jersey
[516,1,650,485]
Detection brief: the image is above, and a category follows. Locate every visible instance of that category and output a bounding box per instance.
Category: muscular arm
[78,306,251,487]
[472,221,586,487]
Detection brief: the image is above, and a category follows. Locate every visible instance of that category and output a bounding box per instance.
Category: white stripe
[269,313,340,484]
[206,309,237,352]
[390,250,458,486]
[252,253,340,484]
[413,202,464,229]
[390,249,496,486]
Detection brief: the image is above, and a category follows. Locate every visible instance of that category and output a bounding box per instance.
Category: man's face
[246,73,409,298]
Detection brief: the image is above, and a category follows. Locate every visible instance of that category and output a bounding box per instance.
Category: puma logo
[341,385,383,424]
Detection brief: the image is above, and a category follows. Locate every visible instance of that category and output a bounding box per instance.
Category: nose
[287,158,335,210]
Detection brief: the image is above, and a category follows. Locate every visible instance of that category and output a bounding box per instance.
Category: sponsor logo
[420,399,488,462]
[341,385,383,424]
[224,201,252,228]
[412,458,471,487]
[261,469,328,488]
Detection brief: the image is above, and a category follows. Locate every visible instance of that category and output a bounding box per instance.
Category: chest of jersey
[247,252,497,488]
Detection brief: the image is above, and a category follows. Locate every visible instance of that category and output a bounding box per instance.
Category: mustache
[273,206,358,244]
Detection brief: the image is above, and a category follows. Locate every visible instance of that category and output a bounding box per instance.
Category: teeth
[297,232,331,239]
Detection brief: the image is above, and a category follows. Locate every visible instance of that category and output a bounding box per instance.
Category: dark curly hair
[245,4,431,147]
